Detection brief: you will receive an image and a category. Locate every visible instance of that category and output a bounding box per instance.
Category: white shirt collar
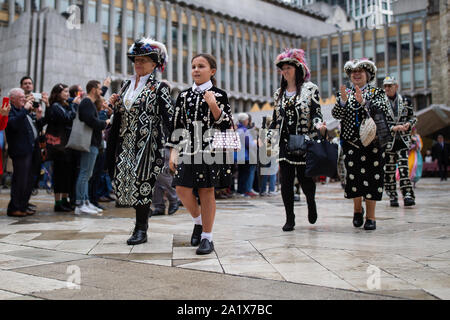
[192,80,213,93]
[131,73,152,86]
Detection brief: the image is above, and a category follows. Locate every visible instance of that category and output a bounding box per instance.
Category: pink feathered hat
[275,48,311,81]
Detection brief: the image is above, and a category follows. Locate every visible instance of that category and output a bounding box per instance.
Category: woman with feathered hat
[267,48,327,232]
[332,58,392,231]
[107,38,174,245]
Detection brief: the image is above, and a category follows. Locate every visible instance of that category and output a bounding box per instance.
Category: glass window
[320,49,328,70]
[413,32,423,57]
[114,6,122,36]
[401,65,411,89]
[389,66,398,81]
[401,34,410,60]
[321,78,328,98]
[88,0,96,24]
[342,43,350,66]
[352,42,362,59]
[101,3,109,33]
[115,42,121,73]
[388,37,397,61]
[32,0,40,11]
[365,40,373,60]
[137,11,144,38]
[376,42,385,63]
[414,63,424,88]
[126,9,133,38]
[331,46,339,69]
[377,67,385,87]
[310,49,317,72]
[60,0,69,13]
[148,15,156,38]
[15,0,25,13]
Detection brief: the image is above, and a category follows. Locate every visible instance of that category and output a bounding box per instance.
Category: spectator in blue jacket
[5,88,45,217]
[235,113,258,197]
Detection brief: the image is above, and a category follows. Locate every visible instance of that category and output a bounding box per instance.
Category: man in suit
[383,76,417,207]
[432,134,449,181]
[5,88,45,217]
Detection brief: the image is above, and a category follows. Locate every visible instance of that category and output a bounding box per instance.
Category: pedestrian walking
[432,134,449,181]
[383,76,417,207]
[169,53,233,255]
[107,38,174,245]
[332,58,392,230]
[267,48,326,231]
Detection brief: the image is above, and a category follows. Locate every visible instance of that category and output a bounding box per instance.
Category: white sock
[201,232,212,242]
[192,215,202,225]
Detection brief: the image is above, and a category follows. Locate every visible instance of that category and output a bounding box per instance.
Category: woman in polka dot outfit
[268,49,326,232]
[169,53,233,255]
[332,58,392,230]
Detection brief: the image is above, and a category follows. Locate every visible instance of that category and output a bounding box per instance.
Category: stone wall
[429,0,450,106]
[0,12,31,96]
[0,8,107,97]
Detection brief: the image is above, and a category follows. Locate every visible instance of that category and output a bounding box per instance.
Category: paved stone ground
[0,178,448,300]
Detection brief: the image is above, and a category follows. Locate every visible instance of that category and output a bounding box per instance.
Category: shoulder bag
[65,109,93,152]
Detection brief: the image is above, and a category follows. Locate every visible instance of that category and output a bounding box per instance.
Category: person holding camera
[5,88,45,217]
[20,76,49,199]
[332,59,392,231]
[267,48,326,232]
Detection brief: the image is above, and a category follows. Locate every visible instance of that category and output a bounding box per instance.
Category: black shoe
[390,199,399,207]
[307,201,317,224]
[151,209,165,216]
[54,204,72,212]
[282,214,295,231]
[404,198,415,207]
[196,239,214,255]
[364,219,376,230]
[168,203,179,215]
[127,225,148,245]
[191,224,203,246]
[294,194,301,202]
[353,207,365,228]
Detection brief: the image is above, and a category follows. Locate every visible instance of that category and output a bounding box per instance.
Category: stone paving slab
[0,178,448,300]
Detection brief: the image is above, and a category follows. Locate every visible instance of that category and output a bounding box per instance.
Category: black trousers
[279,161,316,217]
[438,161,448,180]
[8,153,34,213]
[52,150,75,194]
[89,149,106,204]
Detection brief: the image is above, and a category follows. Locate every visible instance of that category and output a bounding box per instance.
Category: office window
[365,40,373,61]
[352,42,362,59]
[101,3,109,33]
[88,0,96,24]
[126,9,133,38]
[310,49,317,72]
[401,65,411,89]
[414,63,424,88]
[136,11,145,38]
[388,37,397,60]
[331,46,339,70]
[114,6,122,36]
[376,42,385,62]
[321,79,328,98]
[401,34,410,60]
[413,32,423,57]
[342,43,350,66]
[320,48,328,70]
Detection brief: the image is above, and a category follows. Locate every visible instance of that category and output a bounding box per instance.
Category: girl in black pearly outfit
[267,49,327,232]
[169,54,233,255]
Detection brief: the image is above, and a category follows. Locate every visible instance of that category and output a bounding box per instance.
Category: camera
[31,92,42,102]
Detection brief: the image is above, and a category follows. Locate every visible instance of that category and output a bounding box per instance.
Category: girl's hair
[49,83,69,106]
[276,64,305,105]
[191,53,217,86]
[94,97,105,112]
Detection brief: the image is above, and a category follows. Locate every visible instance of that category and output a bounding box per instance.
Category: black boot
[127,223,148,245]
[282,213,295,231]
[307,199,317,224]
[127,205,149,245]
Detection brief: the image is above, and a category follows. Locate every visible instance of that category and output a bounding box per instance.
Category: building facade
[0,0,439,113]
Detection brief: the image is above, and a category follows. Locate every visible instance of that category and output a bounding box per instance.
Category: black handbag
[287,134,308,156]
[305,131,338,178]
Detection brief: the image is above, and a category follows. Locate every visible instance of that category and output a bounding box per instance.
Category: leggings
[279,161,316,216]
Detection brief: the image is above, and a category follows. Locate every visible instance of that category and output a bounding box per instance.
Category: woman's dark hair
[49,83,69,106]
[191,53,217,86]
[276,63,305,105]
[69,85,80,98]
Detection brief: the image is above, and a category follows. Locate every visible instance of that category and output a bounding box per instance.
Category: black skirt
[173,162,222,188]
[343,140,386,201]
